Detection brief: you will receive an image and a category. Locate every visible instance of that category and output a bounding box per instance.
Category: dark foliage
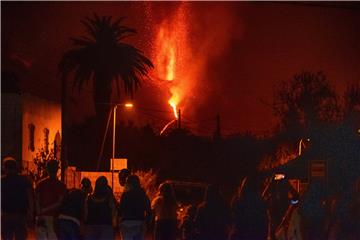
[59,14,153,120]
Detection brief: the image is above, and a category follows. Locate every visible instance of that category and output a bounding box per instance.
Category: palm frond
[59,13,154,116]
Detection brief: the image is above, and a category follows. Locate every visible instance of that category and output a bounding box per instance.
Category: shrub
[32,147,60,182]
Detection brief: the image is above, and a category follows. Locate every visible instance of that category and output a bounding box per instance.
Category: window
[28,123,35,152]
[43,128,49,153]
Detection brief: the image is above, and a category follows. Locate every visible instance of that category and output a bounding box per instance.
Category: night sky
[3,2,360,135]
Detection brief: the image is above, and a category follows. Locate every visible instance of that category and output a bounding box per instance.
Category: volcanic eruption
[152,3,190,134]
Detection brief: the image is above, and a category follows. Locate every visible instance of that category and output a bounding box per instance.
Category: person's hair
[126,174,141,190]
[3,156,17,173]
[81,177,91,187]
[158,182,177,206]
[46,160,59,176]
[118,168,131,186]
[93,176,109,198]
[81,177,92,193]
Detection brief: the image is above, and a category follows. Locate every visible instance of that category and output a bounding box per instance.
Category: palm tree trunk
[94,77,112,123]
[93,74,113,170]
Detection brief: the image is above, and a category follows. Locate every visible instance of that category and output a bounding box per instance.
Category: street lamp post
[111,103,133,190]
[112,104,117,190]
[298,138,310,156]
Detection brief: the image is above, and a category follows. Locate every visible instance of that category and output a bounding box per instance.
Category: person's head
[118,168,131,187]
[125,174,141,191]
[46,160,59,178]
[81,177,92,195]
[158,181,176,205]
[3,156,18,175]
[93,176,109,198]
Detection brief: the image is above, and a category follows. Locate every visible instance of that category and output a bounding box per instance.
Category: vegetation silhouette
[59,13,153,121]
[59,14,153,177]
[273,71,340,141]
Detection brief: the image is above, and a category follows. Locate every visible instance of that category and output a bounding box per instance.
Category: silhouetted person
[265,176,299,239]
[35,160,66,240]
[298,178,328,240]
[118,174,151,240]
[84,176,116,240]
[118,168,131,187]
[335,177,360,240]
[80,177,93,196]
[194,185,230,240]
[58,183,89,240]
[152,182,178,240]
[1,157,34,240]
[180,205,197,240]
[230,176,268,240]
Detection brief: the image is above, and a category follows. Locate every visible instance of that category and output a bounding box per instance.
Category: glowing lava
[160,119,177,135]
[169,98,178,119]
[166,48,175,81]
[156,26,176,82]
[153,4,189,120]
[156,25,179,119]
[146,2,237,135]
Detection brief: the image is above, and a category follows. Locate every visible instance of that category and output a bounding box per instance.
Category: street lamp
[124,103,134,108]
[111,102,133,190]
[298,138,310,156]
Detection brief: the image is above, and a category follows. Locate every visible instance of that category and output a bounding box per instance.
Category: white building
[2,91,61,174]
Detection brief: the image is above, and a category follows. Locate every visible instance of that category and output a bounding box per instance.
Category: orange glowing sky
[3,2,360,135]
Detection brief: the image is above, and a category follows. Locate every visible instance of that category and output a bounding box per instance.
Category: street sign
[111,158,127,171]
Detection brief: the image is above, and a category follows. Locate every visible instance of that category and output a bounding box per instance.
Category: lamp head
[124,103,133,108]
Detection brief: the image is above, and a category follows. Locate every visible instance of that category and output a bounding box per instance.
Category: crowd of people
[1,156,359,240]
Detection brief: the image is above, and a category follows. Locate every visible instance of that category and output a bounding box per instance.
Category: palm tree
[59,14,153,120]
[58,14,153,178]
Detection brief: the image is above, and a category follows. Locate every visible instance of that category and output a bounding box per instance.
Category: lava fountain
[150,3,235,135]
[153,3,190,125]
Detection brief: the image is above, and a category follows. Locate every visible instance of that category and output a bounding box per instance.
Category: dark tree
[273,71,340,137]
[344,83,360,116]
[59,14,153,121]
[342,82,360,136]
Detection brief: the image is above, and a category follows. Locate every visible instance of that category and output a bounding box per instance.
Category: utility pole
[177,109,181,129]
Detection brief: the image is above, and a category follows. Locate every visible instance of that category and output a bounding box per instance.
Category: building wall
[1,93,23,165]
[21,94,61,173]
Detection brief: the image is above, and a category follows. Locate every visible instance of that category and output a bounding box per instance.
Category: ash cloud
[180,3,242,133]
